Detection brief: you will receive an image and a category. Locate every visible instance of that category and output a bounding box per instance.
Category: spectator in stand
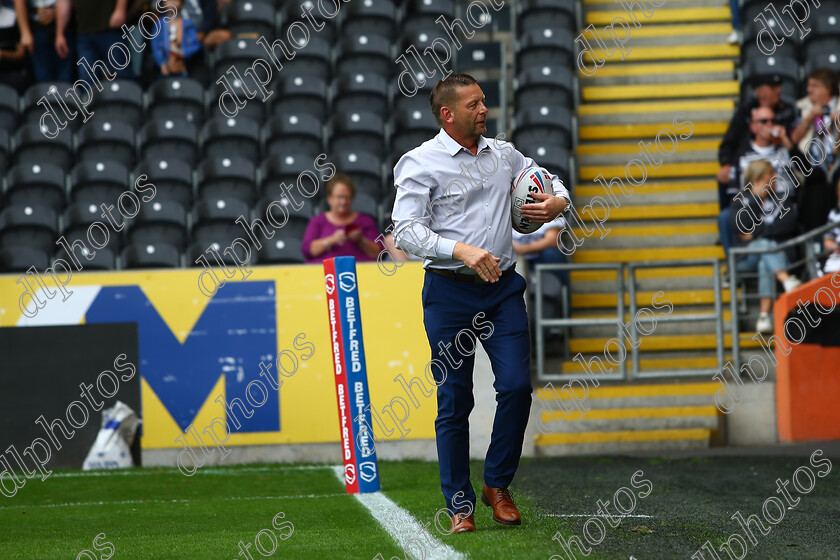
[730,159,802,334]
[716,75,796,260]
[718,105,806,263]
[302,173,381,264]
[55,0,135,83]
[823,174,840,273]
[150,0,199,77]
[790,68,840,230]
[194,0,230,49]
[14,0,73,82]
[0,0,30,93]
[512,218,568,301]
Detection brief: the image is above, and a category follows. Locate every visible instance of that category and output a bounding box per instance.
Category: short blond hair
[743,159,774,190]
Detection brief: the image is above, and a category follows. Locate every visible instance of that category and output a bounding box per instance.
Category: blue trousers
[421,269,532,514]
[76,29,135,85]
[32,27,75,82]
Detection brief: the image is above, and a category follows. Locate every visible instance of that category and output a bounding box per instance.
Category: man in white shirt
[392,73,570,532]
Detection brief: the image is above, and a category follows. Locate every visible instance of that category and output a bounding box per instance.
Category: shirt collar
[437,128,490,157]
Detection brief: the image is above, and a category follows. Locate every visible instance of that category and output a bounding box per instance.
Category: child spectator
[150,0,199,76]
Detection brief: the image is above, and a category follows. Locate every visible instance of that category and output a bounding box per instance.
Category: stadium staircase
[534,0,770,455]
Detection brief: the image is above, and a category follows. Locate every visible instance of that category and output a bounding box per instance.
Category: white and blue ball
[511,167,552,234]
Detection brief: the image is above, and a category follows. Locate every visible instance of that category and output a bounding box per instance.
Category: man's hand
[109,7,126,29]
[520,192,567,223]
[453,242,502,282]
[55,33,68,58]
[716,164,732,184]
[19,30,33,54]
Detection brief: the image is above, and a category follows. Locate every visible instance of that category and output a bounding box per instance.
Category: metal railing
[533,259,727,382]
[728,222,836,371]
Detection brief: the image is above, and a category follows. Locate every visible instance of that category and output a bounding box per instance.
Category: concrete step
[572,202,719,221]
[583,43,739,62]
[573,244,724,263]
[579,61,735,85]
[577,140,719,166]
[570,273,723,293]
[570,287,730,308]
[584,0,729,9]
[567,311,731,339]
[570,265,722,283]
[578,99,735,125]
[574,179,718,206]
[579,160,719,181]
[534,429,711,455]
[580,120,728,140]
[583,80,740,101]
[570,221,719,249]
[541,352,756,375]
[568,332,763,354]
[581,22,733,47]
[539,408,720,432]
[586,6,731,26]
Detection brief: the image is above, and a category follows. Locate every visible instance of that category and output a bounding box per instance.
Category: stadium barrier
[728,221,837,371]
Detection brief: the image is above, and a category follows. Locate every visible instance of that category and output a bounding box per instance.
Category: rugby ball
[511,167,552,234]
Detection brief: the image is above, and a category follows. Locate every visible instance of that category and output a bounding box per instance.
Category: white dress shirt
[392,128,571,272]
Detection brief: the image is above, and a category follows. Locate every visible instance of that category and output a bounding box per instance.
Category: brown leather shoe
[450,512,475,533]
[481,484,522,525]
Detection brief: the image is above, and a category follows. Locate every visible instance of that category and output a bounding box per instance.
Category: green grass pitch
[2,454,838,560]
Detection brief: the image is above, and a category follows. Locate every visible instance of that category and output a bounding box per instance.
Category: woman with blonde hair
[729,159,802,333]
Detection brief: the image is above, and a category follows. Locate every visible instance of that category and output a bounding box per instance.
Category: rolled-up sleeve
[392,154,459,261]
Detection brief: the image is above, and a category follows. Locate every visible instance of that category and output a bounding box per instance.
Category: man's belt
[426,265,516,284]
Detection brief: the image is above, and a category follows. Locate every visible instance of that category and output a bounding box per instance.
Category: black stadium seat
[518,0,576,33]
[197,156,258,205]
[516,141,570,186]
[264,113,324,158]
[192,197,250,248]
[136,157,194,207]
[70,246,116,270]
[401,0,456,36]
[257,236,305,264]
[14,124,73,171]
[331,73,388,115]
[5,162,67,211]
[282,1,337,44]
[803,38,840,74]
[88,80,143,128]
[0,246,49,272]
[69,160,131,205]
[223,0,276,39]
[0,83,19,132]
[260,152,320,200]
[741,54,799,91]
[342,0,398,40]
[271,74,328,121]
[514,65,574,112]
[147,77,205,126]
[200,116,261,163]
[276,36,331,81]
[329,111,386,158]
[140,119,199,164]
[21,82,76,130]
[213,39,277,90]
[517,27,575,71]
[0,204,58,252]
[336,34,393,78]
[331,150,383,197]
[126,200,188,250]
[210,78,266,123]
[64,201,124,251]
[0,129,8,177]
[122,242,181,269]
[458,42,503,74]
[351,192,380,223]
[513,105,573,150]
[75,118,137,167]
[390,107,439,162]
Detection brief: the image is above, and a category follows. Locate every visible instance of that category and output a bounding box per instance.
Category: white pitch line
[45,465,334,478]
[330,466,467,560]
[546,513,655,518]
[0,493,348,511]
